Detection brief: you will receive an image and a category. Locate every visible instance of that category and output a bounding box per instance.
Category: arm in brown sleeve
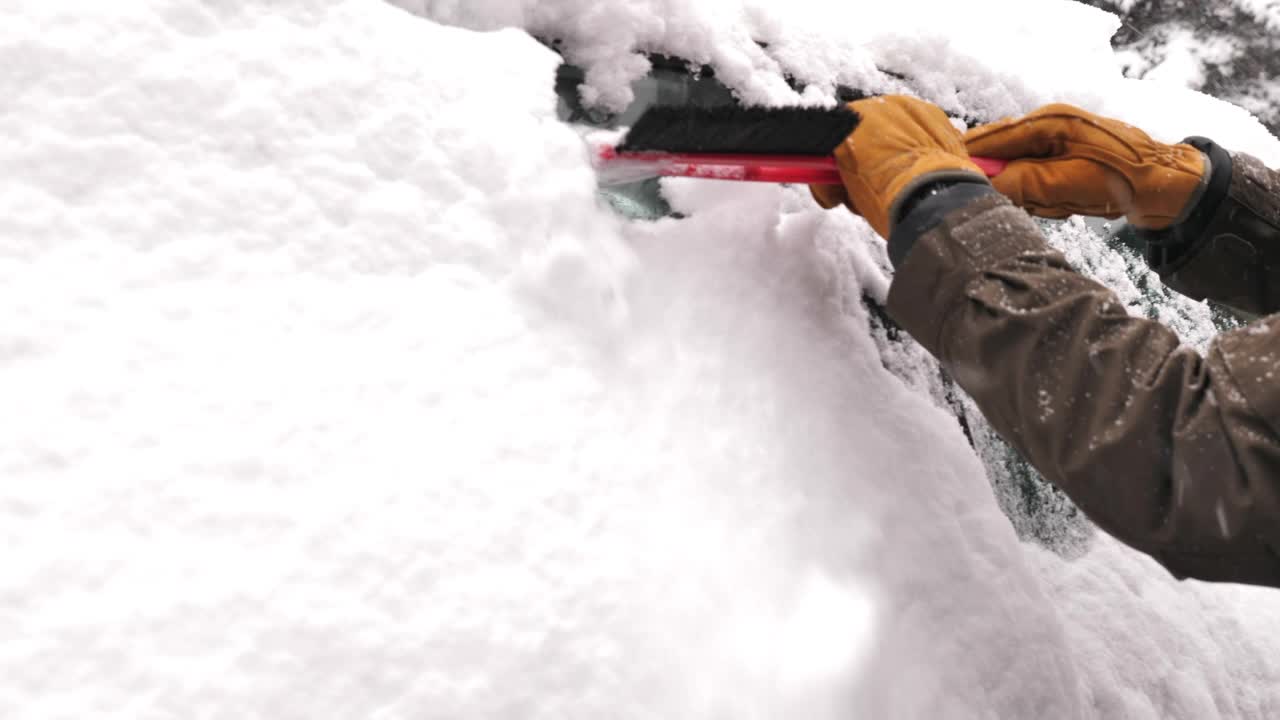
[1141,138,1280,316]
[886,184,1280,588]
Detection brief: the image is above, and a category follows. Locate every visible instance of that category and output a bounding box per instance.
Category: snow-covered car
[6,1,1280,717]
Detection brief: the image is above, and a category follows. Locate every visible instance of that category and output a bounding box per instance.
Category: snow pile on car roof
[3,0,1280,718]
[408,0,1280,164]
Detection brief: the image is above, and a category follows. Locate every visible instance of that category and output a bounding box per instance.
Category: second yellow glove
[964,104,1208,229]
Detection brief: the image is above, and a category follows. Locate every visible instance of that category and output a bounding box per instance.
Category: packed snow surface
[4,0,1280,718]
[1235,0,1280,30]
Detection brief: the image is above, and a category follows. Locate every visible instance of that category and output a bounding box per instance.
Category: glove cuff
[890,181,1000,267]
[1167,147,1213,227]
[1140,136,1233,269]
[1128,141,1212,229]
[839,149,989,238]
[887,160,992,233]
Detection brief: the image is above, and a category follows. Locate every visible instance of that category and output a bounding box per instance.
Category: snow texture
[415,0,1280,164]
[1234,0,1280,29]
[1088,0,1280,137]
[4,0,1280,718]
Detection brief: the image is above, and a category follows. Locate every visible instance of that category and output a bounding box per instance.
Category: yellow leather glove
[809,95,989,239]
[964,104,1208,229]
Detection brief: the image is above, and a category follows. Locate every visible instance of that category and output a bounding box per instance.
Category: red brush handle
[599,146,1008,184]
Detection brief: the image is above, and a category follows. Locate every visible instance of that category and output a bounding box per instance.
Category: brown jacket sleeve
[885,182,1280,588]
[1142,139,1280,316]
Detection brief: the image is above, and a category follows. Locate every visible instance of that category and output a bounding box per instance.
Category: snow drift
[3,0,1280,718]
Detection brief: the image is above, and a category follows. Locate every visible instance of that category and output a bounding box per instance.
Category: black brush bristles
[616,105,860,155]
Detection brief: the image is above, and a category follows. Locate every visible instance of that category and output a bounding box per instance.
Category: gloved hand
[964,104,1208,229]
[809,95,989,239]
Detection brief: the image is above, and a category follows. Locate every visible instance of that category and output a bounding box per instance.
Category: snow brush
[595,105,1007,186]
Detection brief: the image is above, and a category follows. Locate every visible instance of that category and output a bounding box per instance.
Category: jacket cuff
[888,181,1000,268]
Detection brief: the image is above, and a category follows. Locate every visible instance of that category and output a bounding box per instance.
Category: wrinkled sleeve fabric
[1141,139,1280,316]
[885,185,1280,588]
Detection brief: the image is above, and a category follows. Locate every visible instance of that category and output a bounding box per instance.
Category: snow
[1238,78,1280,125]
[1097,0,1280,139]
[4,0,1280,718]
[412,0,1280,165]
[1233,0,1280,30]
[1042,218,1221,351]
[1134,28,1239,90]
